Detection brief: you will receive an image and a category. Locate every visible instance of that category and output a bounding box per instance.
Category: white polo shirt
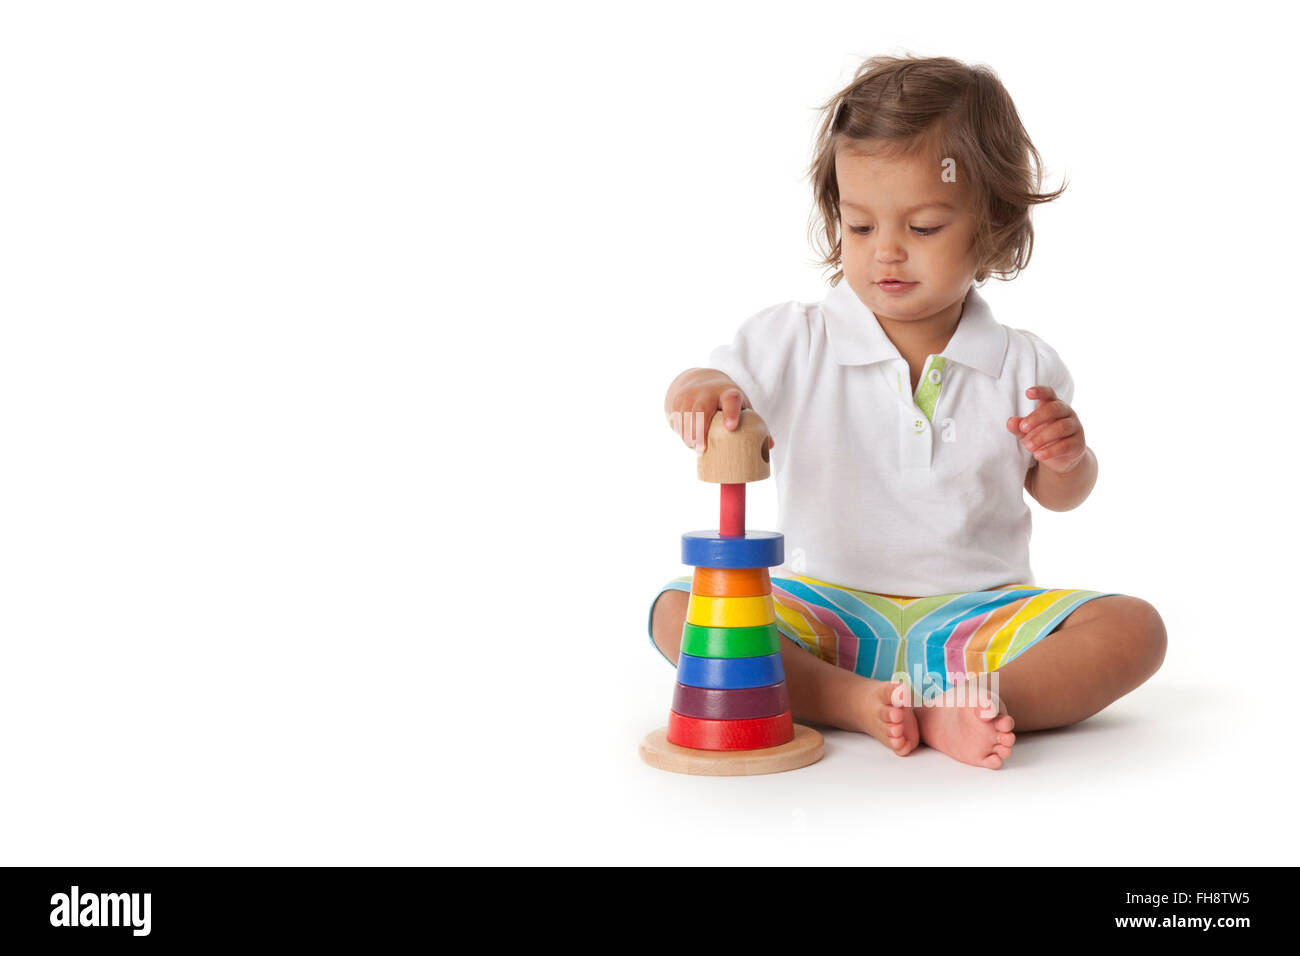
[705,281,1075,596]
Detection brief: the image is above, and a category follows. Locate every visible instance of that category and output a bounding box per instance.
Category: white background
[1,1,1296,865]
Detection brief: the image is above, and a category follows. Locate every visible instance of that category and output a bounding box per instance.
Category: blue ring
[675,651,785,689]
[681,530,784,569]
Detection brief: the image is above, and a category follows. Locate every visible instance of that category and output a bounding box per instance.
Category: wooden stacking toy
[640,410,825,776]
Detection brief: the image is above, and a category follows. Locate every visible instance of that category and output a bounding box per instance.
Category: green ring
[680,622,780,659]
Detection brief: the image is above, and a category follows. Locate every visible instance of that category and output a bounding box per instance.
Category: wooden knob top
[697,409,771,484]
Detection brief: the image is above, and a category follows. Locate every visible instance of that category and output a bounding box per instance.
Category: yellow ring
[686,593,776,628]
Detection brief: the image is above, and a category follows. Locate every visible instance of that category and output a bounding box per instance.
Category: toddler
[650,55,1166,770]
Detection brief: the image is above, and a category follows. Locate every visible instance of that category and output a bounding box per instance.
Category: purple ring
[671,682,791,720]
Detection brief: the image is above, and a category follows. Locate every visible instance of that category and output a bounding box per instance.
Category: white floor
[620,679,1280,866]
[435,668,1296,866]
[4,586,1290,865]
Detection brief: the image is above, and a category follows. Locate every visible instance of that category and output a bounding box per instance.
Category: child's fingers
[1017,398,1071,435]
[668,390,773,455]
[1030,436,1085,467]
[666,409,682,443]
[719,388,746,430]
[1023,416,1080,452]
[688,407,714,454]
[721,390,775,451]
[666,408,711,453]
[1013,385,1059,433]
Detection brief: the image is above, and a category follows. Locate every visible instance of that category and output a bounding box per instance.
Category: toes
[981,754,1003,770]
[887,723,903,738]
[889,735,916,755]
[997,715,1014,731]
[997,732,1015,746]
[992,744,1012,759]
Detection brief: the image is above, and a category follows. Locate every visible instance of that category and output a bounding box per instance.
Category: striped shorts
[648,572,1121,692]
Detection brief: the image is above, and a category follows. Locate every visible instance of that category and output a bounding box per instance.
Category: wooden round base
[639,723,824,776]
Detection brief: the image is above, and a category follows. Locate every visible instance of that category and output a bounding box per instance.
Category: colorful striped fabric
[649,572,1120,692]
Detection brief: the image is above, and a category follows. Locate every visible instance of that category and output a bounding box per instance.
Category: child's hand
[664,369,776,456]
[1006,385,1087,474]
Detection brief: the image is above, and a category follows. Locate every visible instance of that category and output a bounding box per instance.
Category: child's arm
[1010,385,1097,512]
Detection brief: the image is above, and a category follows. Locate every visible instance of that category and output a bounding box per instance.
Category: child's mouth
[877,280,917,292]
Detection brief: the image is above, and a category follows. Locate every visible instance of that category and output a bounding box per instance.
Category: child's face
[835,144,979,329]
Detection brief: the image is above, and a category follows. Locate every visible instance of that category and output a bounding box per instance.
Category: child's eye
[847,225,944,236]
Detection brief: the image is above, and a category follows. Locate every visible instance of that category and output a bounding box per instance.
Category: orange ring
[691,566,770,597]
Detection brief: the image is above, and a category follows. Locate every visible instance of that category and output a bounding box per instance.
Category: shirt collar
[821,280,1008,378]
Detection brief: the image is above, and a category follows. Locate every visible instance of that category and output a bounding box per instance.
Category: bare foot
[913,676,1016,769]
[854,680,919,757]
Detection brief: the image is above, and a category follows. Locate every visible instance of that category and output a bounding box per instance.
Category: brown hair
[806,55,1066,286]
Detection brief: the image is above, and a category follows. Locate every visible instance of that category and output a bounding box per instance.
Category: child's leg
[649,588,919,756]
[906,594,1163,768]
[984,594,1167,733]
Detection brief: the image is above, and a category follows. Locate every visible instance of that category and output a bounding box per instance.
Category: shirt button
[928,368,942,385]
[914,418,925,433]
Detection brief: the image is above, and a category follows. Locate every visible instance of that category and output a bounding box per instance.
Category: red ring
[666,710,794,751]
